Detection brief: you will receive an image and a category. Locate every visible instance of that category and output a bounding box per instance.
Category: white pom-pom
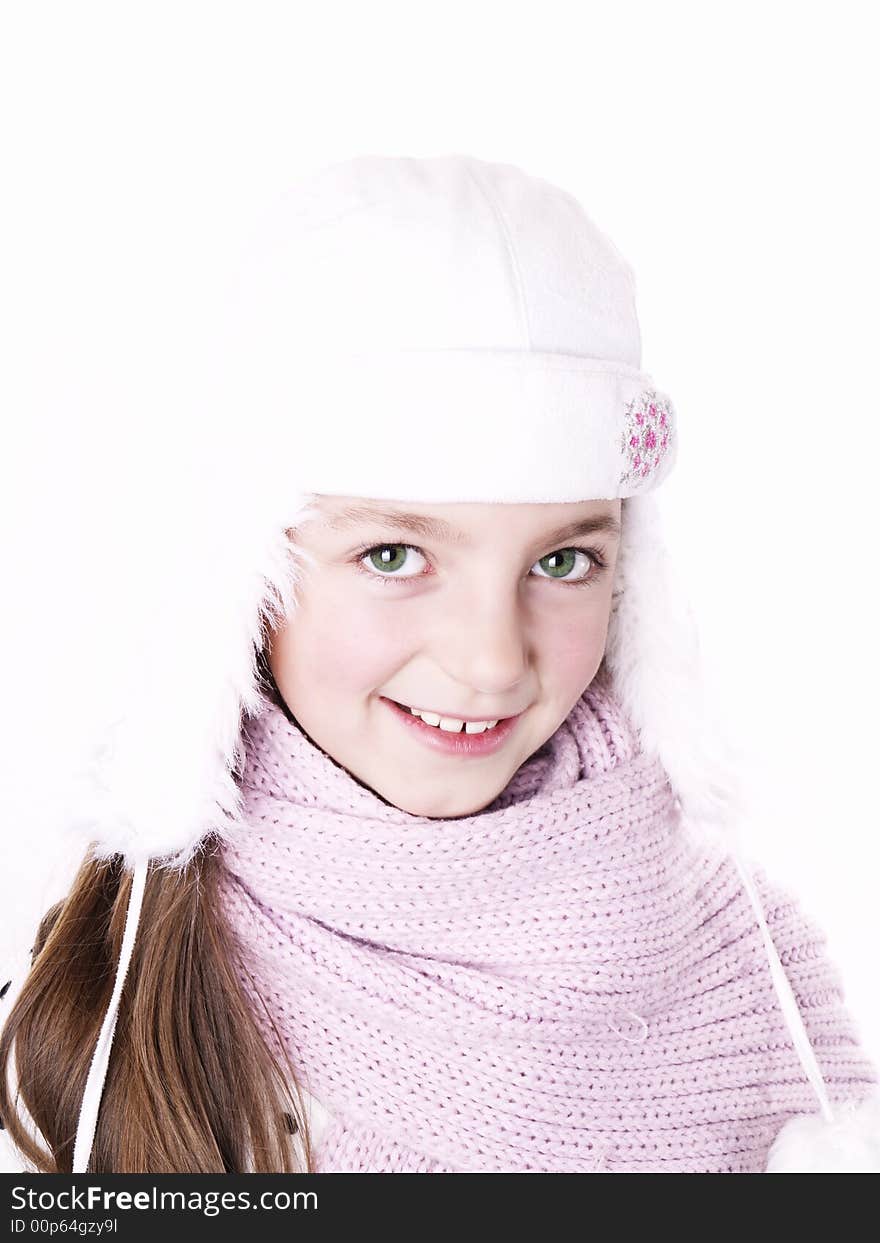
[766,1088,880,1172]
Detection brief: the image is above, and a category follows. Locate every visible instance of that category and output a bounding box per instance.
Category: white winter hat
[66,154,850,1172]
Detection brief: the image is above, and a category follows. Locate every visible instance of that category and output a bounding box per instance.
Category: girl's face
[268,494,622,818]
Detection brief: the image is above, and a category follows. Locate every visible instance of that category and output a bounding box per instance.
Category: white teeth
[407,705,499,732]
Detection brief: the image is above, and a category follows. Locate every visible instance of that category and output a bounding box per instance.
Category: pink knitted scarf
[217,671,878,1173]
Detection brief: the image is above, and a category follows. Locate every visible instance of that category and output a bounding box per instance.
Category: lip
[380,696,523,757]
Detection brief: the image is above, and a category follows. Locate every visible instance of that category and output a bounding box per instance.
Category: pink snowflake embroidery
[619,389,675,490]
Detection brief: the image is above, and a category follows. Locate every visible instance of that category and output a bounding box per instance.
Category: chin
[388,785,503,820]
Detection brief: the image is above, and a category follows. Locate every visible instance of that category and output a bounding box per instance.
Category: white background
[2,0,878,1073]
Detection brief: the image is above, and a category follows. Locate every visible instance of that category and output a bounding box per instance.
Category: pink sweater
[218,674,879,1172]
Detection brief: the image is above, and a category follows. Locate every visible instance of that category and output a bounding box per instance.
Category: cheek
[536,592,613,688]
[288,581,414,693]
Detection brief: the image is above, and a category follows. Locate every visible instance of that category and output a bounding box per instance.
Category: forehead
[307,497,622,545]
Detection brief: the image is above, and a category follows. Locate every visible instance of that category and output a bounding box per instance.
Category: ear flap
[604,492,748,856]
[62,487,322,873]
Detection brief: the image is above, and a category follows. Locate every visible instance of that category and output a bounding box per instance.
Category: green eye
[536,549,582,579]
[367,544,414,574]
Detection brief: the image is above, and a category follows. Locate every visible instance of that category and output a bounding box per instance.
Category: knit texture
[217,669,878,1172]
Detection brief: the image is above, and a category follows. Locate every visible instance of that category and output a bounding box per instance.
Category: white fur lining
[766,1087,880,1172]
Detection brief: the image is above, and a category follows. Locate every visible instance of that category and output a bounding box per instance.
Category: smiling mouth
[388,698,516,722]
[380,695,523,752]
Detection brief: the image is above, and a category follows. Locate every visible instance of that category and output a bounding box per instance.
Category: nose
[434,584,530,698]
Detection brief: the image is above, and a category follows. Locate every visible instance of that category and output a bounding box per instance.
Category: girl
[2,154,878,1174]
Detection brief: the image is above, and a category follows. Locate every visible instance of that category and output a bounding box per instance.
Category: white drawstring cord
[72,858,149,1173]
[731,845,836,1125]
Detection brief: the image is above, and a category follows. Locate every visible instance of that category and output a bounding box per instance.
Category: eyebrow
[321,505,622,546]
